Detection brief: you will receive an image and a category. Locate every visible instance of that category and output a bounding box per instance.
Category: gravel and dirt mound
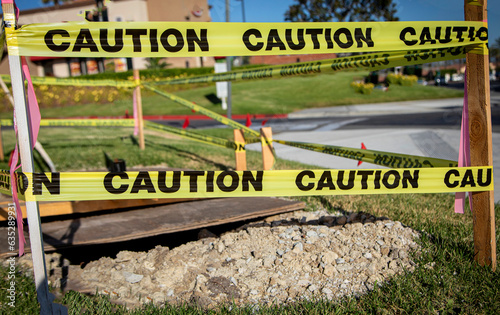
[13,209,421,309]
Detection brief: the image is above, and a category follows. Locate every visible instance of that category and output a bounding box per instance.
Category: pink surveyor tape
[9,56,42,256]
[454,71,472,214]
[133,88,139,136]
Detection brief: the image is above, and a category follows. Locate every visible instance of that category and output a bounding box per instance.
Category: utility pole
[225,0,232,119]
[238,0,246,22]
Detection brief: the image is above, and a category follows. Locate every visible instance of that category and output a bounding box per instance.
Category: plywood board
[0,197,304,257]
[0,198,195,221]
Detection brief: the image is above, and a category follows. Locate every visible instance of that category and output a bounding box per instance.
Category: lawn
[0,124,498,314]
[0,71,464,119]
[0,69,495,314]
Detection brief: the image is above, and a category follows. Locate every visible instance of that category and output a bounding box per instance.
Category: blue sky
[11,0,500,43]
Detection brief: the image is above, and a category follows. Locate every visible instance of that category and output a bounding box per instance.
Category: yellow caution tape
[0,119,460,169]
[234,141,246,152]
[467,0,482,6]
[0,119,135,127]
[0,74,136,88]
[156,46,475,85]
[1,119,240,150]
[143,84,260,137]
[5,21,487,57]
[0,46,480,88]
[145,121,237,149]
[274,139,457,168]
[0,167,492,202]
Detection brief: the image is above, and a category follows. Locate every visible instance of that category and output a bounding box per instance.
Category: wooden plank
[260,127,274,170]
[465,0,496,270]
[0,197,305,257]
[0,198,195,221]
[234,129,247,171]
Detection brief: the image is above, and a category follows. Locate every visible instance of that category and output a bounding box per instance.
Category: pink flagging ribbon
[133,88,139,136]
[9,56,42,256]
[454,71,472,214]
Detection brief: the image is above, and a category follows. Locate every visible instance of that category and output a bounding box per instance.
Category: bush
[386,73,418,86]
[350,81,374,94]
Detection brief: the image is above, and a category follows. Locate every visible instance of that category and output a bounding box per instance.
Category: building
[0,0,213,77]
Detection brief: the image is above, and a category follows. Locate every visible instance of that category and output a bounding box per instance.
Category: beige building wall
[0,0,214,77]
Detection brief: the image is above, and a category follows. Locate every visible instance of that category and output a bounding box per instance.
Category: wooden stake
[133,69,145,150]
[233,129,247,171]
[465,0,496,270]
[260,127,274,170]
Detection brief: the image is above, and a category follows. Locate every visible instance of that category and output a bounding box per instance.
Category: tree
[285,0,399,22]
[490,37,500,71]
[145,57,169,70]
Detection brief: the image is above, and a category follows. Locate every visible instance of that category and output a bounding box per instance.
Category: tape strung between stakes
[0,167,493,202]
[5,21,488,57]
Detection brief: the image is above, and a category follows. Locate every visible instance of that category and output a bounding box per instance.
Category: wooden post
[233,129,247,171]
[1,1,66,313]
[260,127,274,170]
[465,0,496,270]
[133,69,145,150]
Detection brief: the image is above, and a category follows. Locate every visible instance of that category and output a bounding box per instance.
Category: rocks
[10,210,422,309]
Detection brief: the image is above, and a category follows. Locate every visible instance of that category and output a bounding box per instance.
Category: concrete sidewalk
[247,98,500,203]
[288,98,465,119]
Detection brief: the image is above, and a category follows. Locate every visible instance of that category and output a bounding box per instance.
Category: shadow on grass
[145,139,230,171]
[205,92,221,105]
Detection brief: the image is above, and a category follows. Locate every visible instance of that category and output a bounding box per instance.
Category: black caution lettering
[72,28,99,52]
[33,172,60,195]
[126,29,147,52]
[216,171,239,192]
[45,29,70,52]
[460,169,476,188]
[402,170,419,188]
[306,29,323,49]
[334,28,353,49]
[477,168,492,187]
[157,171,180,193]
[444,169,460,188]
[337,170,355,190]
[184,171,204,193]
[160,29,184,52]
[296,170,315,191]
[357,170,374,190]
[150,29,159,52]
[243,29,264,51]
[316,171,335,190]
[400,27,418,46]
[130,171,156,193]
[382,170,400,189]
[285,29,305,50]
[103,172,129,194]
[242,171,263,191]
[186,29,209,52]
[266,29,286,51]
[354,28,374,48]
[100,29,123,53]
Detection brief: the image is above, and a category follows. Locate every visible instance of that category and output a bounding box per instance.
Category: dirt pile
[13,210,421,309]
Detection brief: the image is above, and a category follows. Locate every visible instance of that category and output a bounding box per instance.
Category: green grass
[0,125,498,314]
[0,72,491,314]
[3,71,463,119]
